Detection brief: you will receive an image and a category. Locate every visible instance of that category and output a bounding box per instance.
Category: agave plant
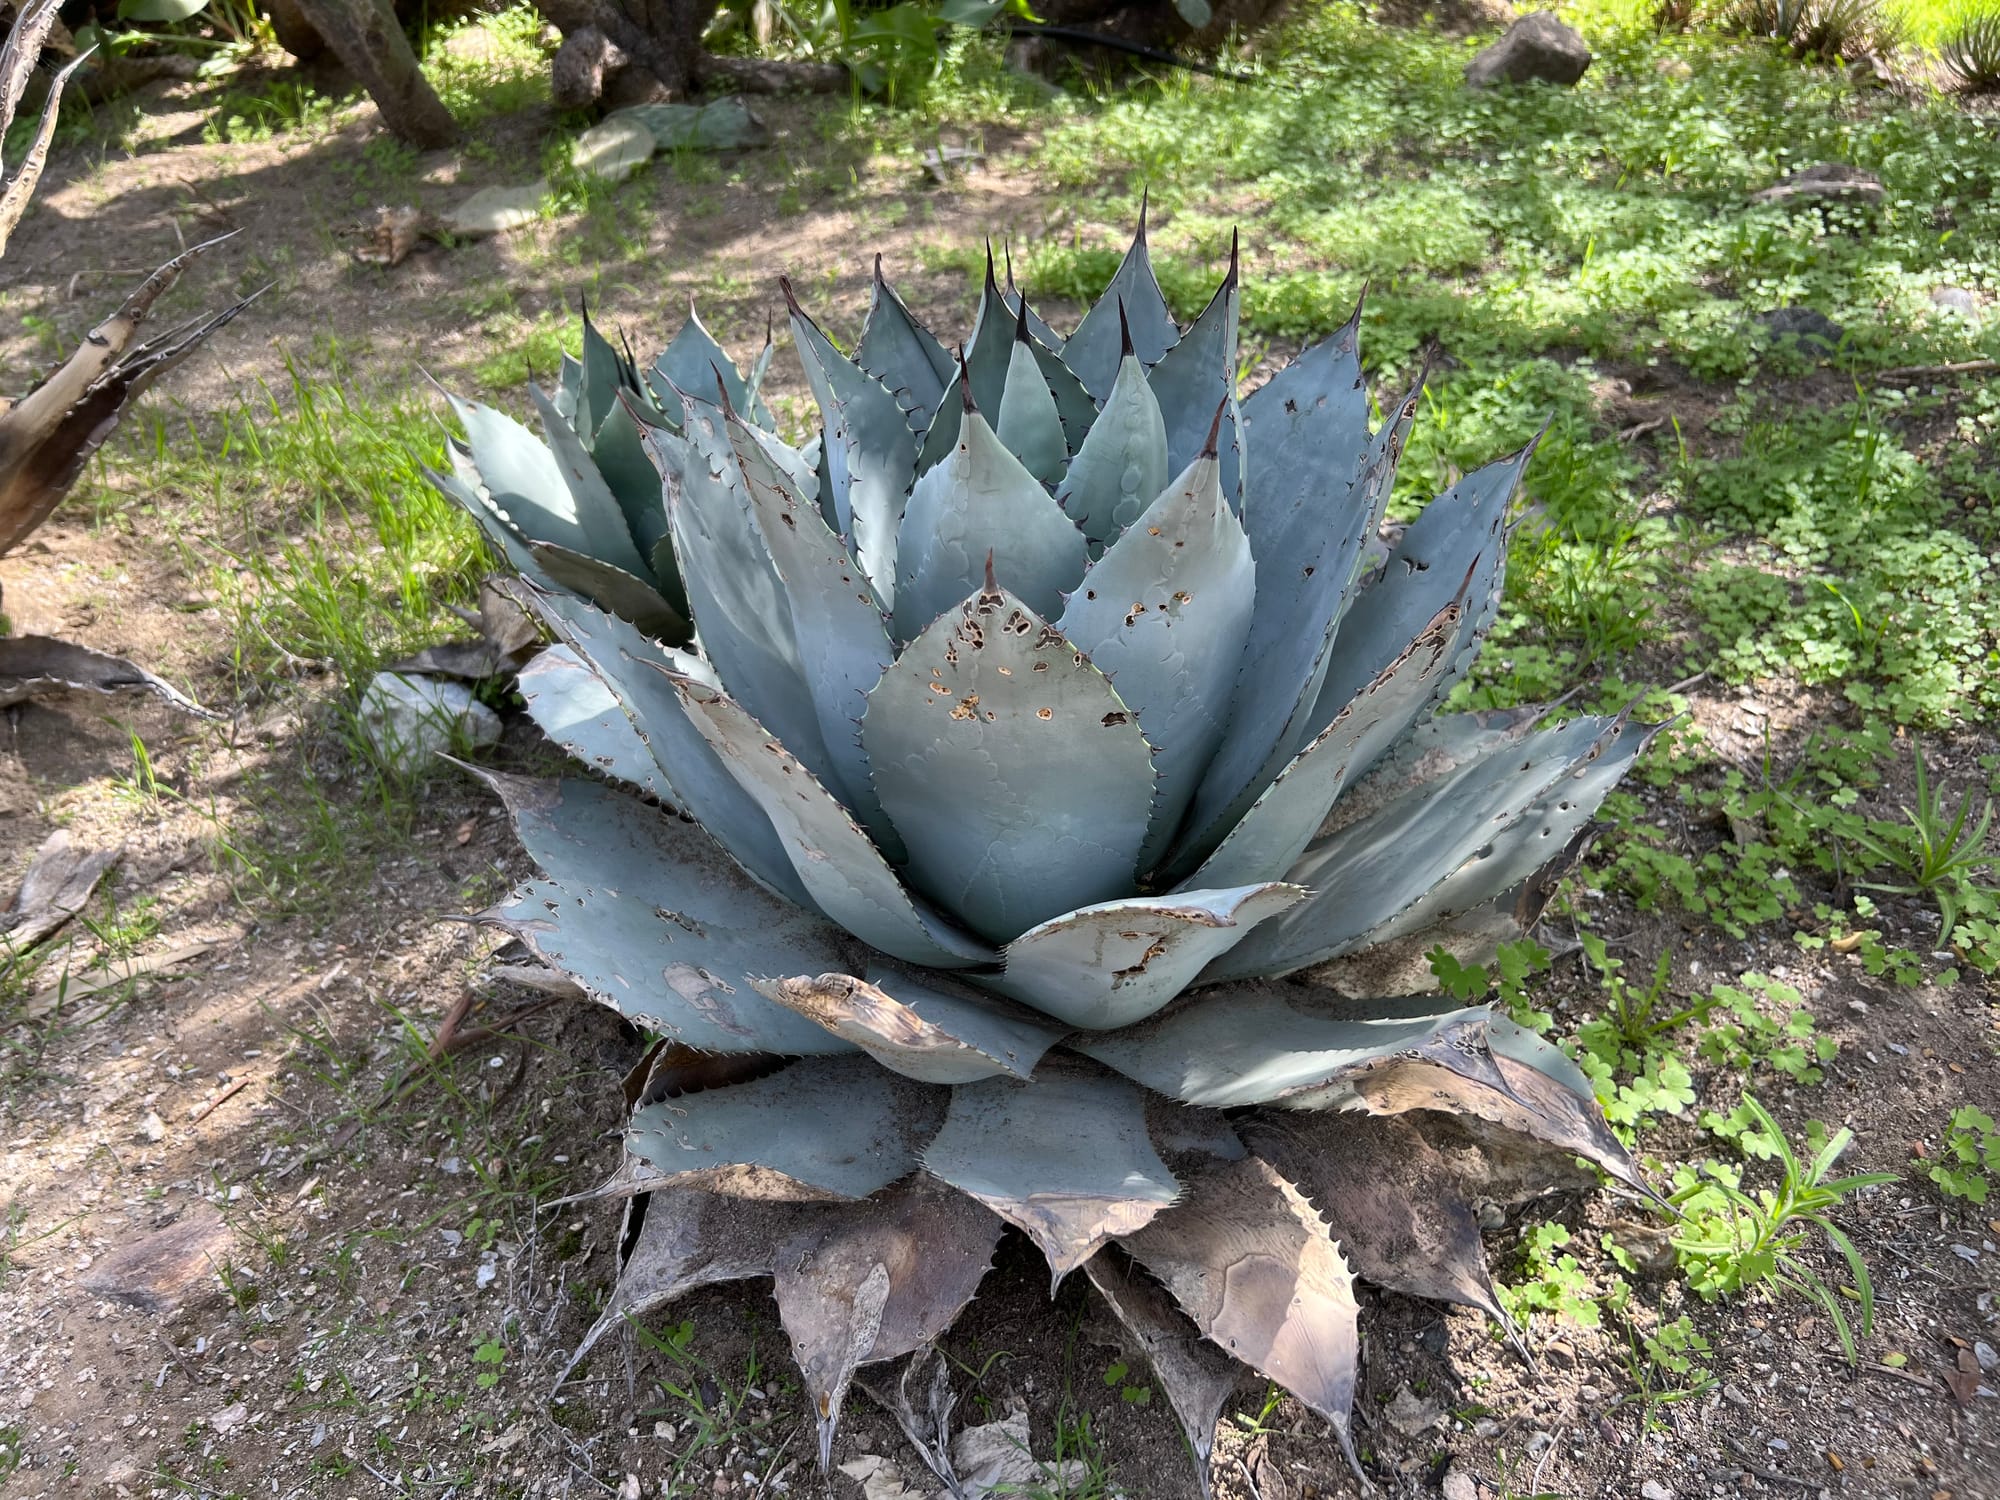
[445,215,1657,1494]
[0,0,249,712]
[423,301,796,647]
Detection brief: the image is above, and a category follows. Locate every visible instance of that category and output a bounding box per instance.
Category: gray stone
[1465,13,1592,88]
[443,181,549,237]
[1758,307,1846,352]
[607,97,772,152]
[571,116,655,182]
[1383,1384,1444,1437]
[1441,1467,1478,1500]
[1931,286,1978,319]
[1750,162,1885,208]
[359,673,502,773]
[1640,1482,1673,1500]
[1977,1340,1998,1373]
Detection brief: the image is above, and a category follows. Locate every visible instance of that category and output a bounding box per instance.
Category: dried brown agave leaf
[0,635,221,717]
[1245,1113,1529,1365]
[0,235,254,560]
[854,1346,965,1498]
[558,1186,800,1385]
[1119,1154,1364,1481]
[774,1174,1002,1469]
[1083,1247,1241,1499]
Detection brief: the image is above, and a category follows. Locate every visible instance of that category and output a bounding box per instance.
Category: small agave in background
[432,212,1658,1495]
[0,0,251,715]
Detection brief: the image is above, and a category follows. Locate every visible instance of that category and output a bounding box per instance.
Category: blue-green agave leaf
[668,671,996,969]
[528,541,690,642]
[1142,241,1241,502]
[1330,714,1662,958]
[626,1055,946,1199]
[531,588,813,908]
[652,403,835,787]
[1060,438,1255,867]
[864,582,1157,944]
[1209,714,1637,981]
[891,407,1088,641]
[1307,445,1531,741]
[1174,377,1426,866]
[963,250,1017,417]
[994,323,1068,485]
[427,449,537,578]
[722,404,899,845]
[526,383,658,584]
[1064,208,1180,401]
[1027,333,1099,453]
[1001,252,1065,350]
[1054,344,1169,548]
[653,299,773,429]
[517,642,668,801]
[555,352,584,425]
[1118,1154,1363,1483]
[921,1056,1181,1278]
[857,257,957,434]
[1074,989,1498,1109]
[449,394,643,577]
[1184,592,1462,891]
[578,306,631,439]
[477,772,853,1053]
[1314,705,1549,842]
[1237,306,1369,546]
[755,967,1065,1083]
[591,395,675,567]
[984,884,1304,1030]
[783,279,918,608]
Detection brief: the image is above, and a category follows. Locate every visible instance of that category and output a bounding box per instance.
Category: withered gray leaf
[560,1187,799,1386]
[1246,1113,1525,1360]
[1118,1154,1363,1481]
[1083,1248,1240,1499]
[775,1174,1002,1469]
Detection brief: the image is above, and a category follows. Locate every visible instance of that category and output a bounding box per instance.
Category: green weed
[1930,1106,2000,1203]
[1668,1096,1895,1365]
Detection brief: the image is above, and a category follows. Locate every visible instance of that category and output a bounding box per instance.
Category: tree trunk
[535,0,719,100]
[288,0,459,147]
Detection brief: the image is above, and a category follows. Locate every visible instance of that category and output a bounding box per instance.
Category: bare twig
[1721,1435,1819,1490]
[187,1076,250,1124]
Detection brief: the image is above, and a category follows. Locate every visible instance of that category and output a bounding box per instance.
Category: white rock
[358,673,501,773]
[1640,1482,1673,1500]
[443,181,549,237]
[572,116,654,182]
[137,1112,166,1143]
